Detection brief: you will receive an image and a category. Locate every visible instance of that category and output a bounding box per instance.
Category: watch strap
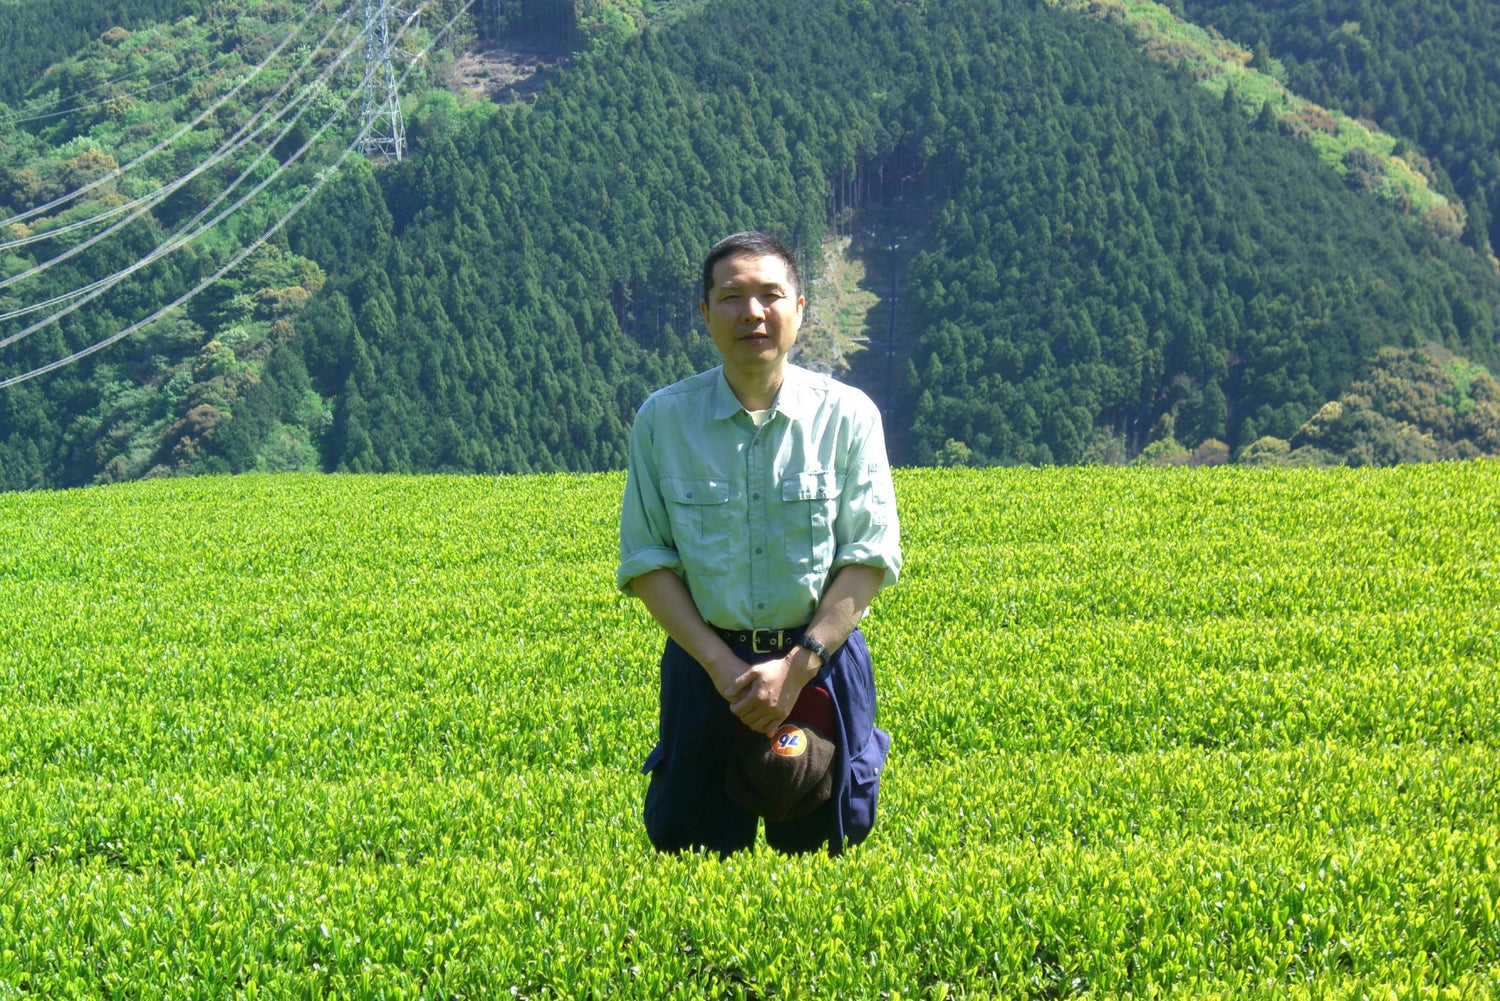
[797,633,831,665]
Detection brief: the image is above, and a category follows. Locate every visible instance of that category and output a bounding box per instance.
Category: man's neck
[724,363,786,412]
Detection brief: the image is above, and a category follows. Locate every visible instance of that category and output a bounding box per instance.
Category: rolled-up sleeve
[618,399,683,594]
[831,405,902,589]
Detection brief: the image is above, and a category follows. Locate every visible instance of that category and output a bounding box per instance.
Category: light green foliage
[1,465,1497,996]
[1132,436,1191,466]
[1285,346,1500,466]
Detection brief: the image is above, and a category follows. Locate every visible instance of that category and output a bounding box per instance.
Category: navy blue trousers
[640,627,890,856]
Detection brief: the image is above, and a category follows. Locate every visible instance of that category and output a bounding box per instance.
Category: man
[617,230,901,855]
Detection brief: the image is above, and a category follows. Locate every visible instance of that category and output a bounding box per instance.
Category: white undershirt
[746,408,773,428]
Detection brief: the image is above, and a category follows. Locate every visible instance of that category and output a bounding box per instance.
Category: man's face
[700,252,805,378]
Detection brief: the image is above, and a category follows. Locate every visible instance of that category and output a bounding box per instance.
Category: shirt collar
[711,364,815,422]
[711,368,744,421]
[772,365,814,421]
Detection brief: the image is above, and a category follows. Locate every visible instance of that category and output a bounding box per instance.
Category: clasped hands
[715,649,820,737]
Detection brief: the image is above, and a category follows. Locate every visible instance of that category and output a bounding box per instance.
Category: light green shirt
[618,364,901,630]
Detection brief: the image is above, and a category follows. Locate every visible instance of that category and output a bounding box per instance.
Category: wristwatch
[796,633,831,666]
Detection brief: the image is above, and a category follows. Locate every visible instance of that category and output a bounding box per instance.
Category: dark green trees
[4,0,1500,486]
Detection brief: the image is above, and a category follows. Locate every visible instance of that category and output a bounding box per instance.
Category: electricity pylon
[359,0,406,161]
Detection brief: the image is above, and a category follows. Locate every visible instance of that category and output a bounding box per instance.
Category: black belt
[712,625,806,655]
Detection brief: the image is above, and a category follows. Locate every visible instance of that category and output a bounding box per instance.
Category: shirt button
[685,491,694,499]
[755,547,763,555]
[757,602,765,610]
[752,492,761,500]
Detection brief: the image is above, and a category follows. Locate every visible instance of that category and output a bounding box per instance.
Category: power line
[0,8,355,279]
[0,0,332,231]
[0,3,302,128]
[0,30,369,344]
[0,129,356,391]
[0,9,353,263]
[0,0,475,391]
[0,46,357,327]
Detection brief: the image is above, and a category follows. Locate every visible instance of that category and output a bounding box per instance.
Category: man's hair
[701,231,801,303]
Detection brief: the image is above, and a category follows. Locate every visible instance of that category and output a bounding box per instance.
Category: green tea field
[1,464,1497,998]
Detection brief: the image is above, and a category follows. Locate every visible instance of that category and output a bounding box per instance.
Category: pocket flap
[639,742,667,775]
[662,477,730,504]
[781,470,841,502]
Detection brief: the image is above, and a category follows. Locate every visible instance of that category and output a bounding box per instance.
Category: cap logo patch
[772,725,807,757]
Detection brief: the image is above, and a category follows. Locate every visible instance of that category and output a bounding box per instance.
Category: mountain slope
[4,0,1500,485]
[292,0,1500,471]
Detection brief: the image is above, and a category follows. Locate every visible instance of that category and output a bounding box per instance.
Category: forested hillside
[1163,0,1500,267]
[295,0,1500,470]
[476,0,707,48]
[0,0,208,103]
[881,3,1499,463]
[3,0,1500,487]
[0,0,471,487]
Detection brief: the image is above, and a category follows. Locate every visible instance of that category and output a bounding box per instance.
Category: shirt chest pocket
[662,476,734,576]
[781,471,841,575]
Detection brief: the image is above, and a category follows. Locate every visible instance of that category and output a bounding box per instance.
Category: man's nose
[743,295,766,318]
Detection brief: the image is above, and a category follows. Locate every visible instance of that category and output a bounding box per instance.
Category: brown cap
[724,684,837,822]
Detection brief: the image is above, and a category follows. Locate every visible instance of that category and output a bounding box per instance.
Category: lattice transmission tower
[359,0,407,161]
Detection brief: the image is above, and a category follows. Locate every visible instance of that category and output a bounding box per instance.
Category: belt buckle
[752,629,783,655]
